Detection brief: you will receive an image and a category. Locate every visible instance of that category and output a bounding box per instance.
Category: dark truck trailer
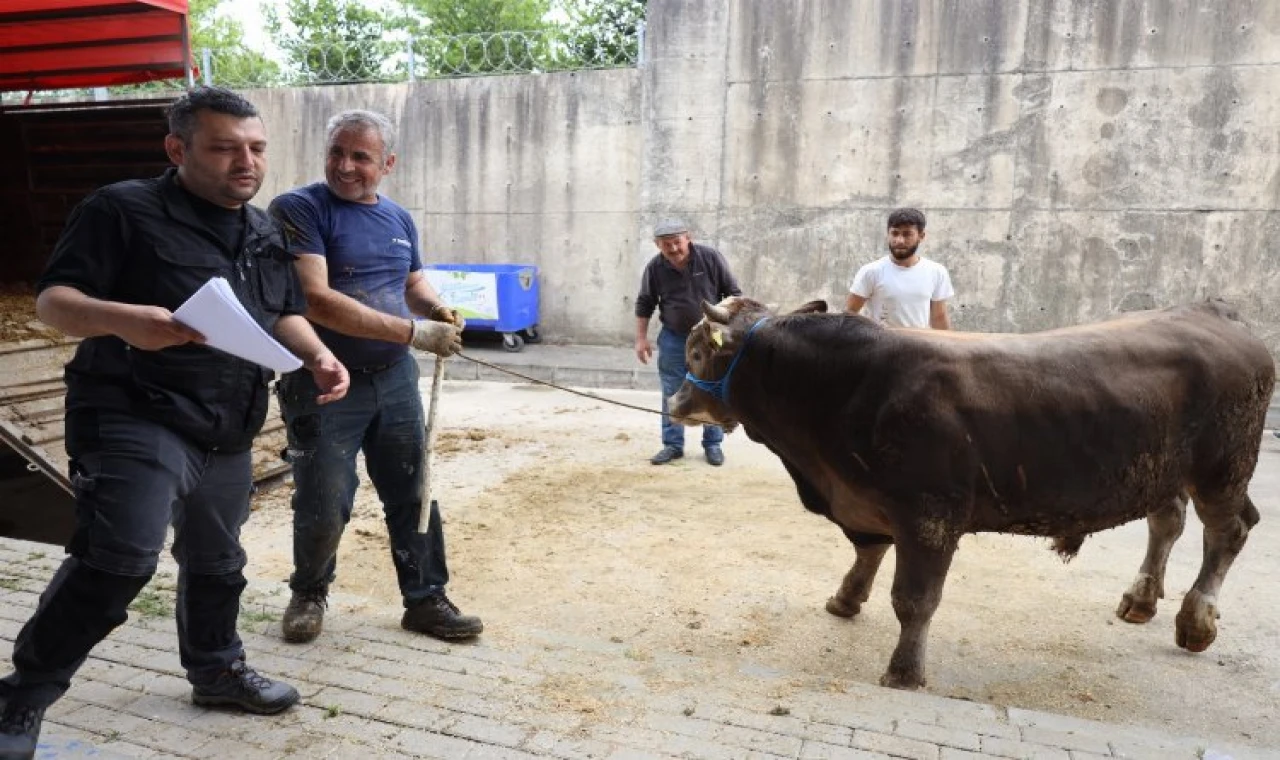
[0,100,293,546]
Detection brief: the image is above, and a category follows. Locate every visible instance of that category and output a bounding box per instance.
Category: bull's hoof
[1116,574,1163,624]
[825,596,861,618]
[1175,608,1217,653]
[1116,592,1157,624]
[878,669,925,690]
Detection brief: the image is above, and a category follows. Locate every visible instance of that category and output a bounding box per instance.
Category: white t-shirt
[849,255,954,328]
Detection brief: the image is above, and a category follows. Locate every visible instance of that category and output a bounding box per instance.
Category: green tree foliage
[266,0,404,84]
[407,0,551,36]
[404,0,553,76]
[189,0,280,87]
[560,0,646,67]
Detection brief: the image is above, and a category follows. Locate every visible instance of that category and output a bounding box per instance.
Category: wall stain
[1095,87,1129,116]
[1189,70,1239,131]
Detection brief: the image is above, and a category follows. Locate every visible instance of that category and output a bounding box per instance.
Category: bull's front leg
[827,531,892,618]
[881,535,956,690]
[1117,493,1187,624]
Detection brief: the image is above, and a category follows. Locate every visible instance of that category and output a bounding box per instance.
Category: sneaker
[650,446,684,465]
[281,589,327,643]
[705,446,725,466]
[192,660,300,715]
[0,700,44,760]
[401,595,483,640]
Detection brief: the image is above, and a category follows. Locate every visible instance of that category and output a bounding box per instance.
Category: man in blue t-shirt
[268,109,482,643]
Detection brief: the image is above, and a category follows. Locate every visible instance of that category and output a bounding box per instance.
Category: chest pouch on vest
[248,242,292,311]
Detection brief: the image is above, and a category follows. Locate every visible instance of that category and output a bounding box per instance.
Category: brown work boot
[281,589,327,643]
[401,594,483,640]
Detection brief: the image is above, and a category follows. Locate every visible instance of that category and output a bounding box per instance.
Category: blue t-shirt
[269,183,422,369]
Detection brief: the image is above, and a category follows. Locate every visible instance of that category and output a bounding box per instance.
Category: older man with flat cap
[634,219,742,465]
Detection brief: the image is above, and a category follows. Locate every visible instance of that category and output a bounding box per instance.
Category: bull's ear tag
[710,328,724,348]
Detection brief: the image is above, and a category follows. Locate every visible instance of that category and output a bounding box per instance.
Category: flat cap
[653,218,689,238]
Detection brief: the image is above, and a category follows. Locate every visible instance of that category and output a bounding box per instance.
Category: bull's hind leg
[880,536,956,690]
[1175,494,1261,652]
[1117,493,1188,624]
[826,531,891,618]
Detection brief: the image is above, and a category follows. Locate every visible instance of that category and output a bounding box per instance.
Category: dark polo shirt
[635,243,742,335]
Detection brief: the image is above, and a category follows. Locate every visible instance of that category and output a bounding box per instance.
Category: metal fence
[203,26,643,88]
[0,27,642,105]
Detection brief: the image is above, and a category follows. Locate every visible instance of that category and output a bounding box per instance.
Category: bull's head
[668,297,827,432]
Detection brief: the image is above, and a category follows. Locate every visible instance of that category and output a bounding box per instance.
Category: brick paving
[0,539,1272,760]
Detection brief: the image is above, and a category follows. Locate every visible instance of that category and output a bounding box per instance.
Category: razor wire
[0,27,642,105]
[199,27,642,89]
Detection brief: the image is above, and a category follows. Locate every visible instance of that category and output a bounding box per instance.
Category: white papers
[172,277,303,373]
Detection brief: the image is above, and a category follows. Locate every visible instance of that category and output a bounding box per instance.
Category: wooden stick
[418,356,447,533]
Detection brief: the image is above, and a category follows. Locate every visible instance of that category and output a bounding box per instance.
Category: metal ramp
[0,337,293,545]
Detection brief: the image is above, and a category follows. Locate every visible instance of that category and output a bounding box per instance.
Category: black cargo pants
[0,410,254,708]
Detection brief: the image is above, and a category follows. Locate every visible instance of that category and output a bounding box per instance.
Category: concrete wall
[700,0,1280,347]
[255,0,1280,351]
[252,71,643,343]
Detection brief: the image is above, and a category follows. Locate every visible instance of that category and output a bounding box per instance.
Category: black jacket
[38,169,305,452]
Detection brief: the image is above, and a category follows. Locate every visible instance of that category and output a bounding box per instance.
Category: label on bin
[424,270,499,320]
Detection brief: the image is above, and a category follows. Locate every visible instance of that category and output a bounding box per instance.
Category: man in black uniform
[0,87,349,758]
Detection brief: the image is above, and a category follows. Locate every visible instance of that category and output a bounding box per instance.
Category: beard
[222,175,261,202]
[889,243,919,260]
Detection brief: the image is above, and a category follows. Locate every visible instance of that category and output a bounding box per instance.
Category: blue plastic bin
[422,263,540,351]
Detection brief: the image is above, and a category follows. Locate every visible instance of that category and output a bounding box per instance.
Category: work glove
[409,319,463,357]
[431,304,466,331]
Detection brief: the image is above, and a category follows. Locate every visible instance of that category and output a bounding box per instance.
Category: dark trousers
[279,354,449,607]
[1,410,254,707]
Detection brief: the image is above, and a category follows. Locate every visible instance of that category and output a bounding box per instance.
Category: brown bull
[669,296,1274,690]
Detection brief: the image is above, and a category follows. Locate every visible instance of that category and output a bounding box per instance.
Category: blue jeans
[657,327,724,452]
[278,354,449,606]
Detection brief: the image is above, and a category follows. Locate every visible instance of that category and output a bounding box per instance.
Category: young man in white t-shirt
[846,208,954,329]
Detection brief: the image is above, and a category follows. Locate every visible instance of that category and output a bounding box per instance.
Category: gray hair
[325,109,396,155]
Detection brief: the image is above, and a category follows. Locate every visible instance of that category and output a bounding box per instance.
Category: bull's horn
[702,300,732,323]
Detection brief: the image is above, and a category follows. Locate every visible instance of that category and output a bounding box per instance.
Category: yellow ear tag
[710,328,724,348]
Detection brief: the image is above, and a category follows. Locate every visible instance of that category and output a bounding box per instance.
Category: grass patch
[241,607,279,625]
[129,589,173,619]
[0,577,22,591]
[325,704,342,719]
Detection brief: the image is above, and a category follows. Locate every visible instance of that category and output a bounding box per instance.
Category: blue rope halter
[683,317,769,405]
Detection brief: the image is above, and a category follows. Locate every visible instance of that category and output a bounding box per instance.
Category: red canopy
[0,0,191,92]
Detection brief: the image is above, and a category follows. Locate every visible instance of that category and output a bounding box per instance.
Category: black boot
[0,699,45,760]
[191,660,299,715]
[401,594,483,639]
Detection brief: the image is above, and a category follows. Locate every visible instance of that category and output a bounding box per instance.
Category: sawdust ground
[0,287,60,344]
[244,381,1280,748]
